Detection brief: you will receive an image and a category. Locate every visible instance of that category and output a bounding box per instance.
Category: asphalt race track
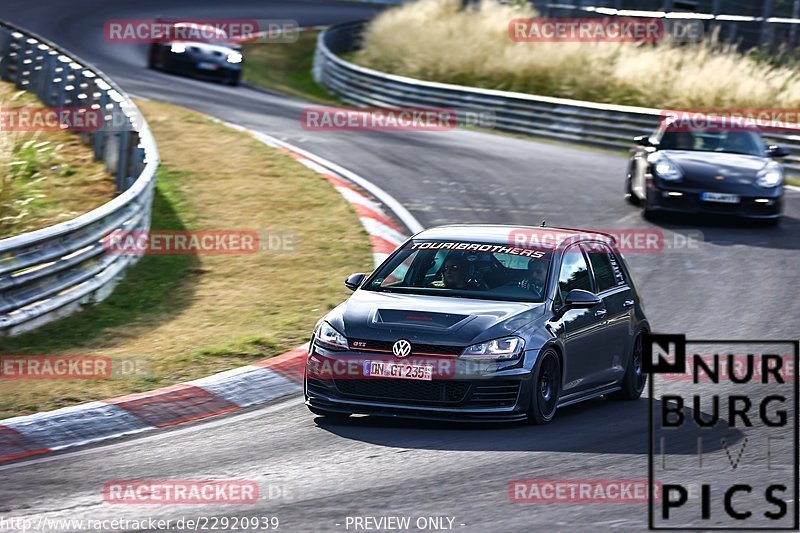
[1,1,798,531]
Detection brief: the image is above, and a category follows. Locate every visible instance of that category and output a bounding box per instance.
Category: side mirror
[634,135,652,147]
[767,145,790,158]
[564,289,601,309]
[344,273,366,291]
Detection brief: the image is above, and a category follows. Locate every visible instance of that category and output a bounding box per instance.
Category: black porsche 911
[305,225,650,424]
[625,124,789,224]
[147,22,243,86]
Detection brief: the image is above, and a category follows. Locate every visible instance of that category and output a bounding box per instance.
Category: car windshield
[363,241,553,302]
[659,130,765,156]
[172,23,235,46]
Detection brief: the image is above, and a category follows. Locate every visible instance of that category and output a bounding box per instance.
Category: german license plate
[197,62,219,70]
[701,192,740,204]
[363,360,433,381]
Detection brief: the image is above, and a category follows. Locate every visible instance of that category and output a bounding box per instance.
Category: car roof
[413,224,616,248]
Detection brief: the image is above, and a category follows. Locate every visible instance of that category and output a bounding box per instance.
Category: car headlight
[756,166,783,188]
[315,321,348,350]
[170,43,186,54]
[460,336,524,361]
[226,52,243,64]
[652,156,683,181]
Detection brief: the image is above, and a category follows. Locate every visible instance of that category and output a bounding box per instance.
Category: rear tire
[608,333,647,400]
[526,348,561,425]
[147,44,157,69]
[625,174,640,206]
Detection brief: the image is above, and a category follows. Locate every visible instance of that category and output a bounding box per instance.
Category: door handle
[595,309,607,317]
[623,300,635,308]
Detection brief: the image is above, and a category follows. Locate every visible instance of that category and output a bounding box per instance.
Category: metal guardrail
[314,21,800,174]
[0,20,158,336]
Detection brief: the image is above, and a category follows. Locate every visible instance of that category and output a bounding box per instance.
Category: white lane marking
[248,131,425,234]
[360,217,407,246]
[786,184,800,193]
[0,395,303,472]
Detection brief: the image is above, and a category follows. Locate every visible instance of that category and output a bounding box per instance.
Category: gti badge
[392,339,411,358]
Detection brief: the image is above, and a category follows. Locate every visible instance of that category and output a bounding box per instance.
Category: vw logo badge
[392,339,412,358]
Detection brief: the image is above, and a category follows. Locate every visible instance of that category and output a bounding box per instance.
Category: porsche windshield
[660,130,765,156]
[364,241,553,302]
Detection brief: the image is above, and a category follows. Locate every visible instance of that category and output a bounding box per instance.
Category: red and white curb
[0,127,421,464]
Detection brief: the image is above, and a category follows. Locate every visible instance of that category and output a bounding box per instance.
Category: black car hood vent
[373,309,470,330]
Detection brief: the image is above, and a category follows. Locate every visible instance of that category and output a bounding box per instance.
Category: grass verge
[0,99,372,418]
[0,81,115,237]
[242,31,338,104]
[354,0,800,110]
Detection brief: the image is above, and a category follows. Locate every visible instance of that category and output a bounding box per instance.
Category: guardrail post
[14,36,28,88]
[115,128,131,192]
[129,145,145,189]
[94,90,110,159]
[55,62,67,108]
[759,0,773,48]
[0,27,10,81]
[36,50,56,106]
[790,0,800,49]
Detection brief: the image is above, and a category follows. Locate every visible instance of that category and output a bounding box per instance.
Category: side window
[558,246,592,300]
[585,244,618,293]
[607,252,626,287]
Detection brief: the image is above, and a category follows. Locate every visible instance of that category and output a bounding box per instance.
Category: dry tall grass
[0,83,114,237]
[354,0,800,109]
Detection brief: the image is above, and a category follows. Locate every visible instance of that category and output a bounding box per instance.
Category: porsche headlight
[461,336,524,361]
[226,52,243,64]
[315,321,348,350]
[652,155,683,181]
[756,166,783,188]
[170,43,186,53]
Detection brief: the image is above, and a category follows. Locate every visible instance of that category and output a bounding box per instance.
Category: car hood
[326,289,545,347]
[661,150,770,185]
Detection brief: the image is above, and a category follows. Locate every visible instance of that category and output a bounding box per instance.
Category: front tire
[625,173,640,206]
[526,348,561,425]
[608,333,647,400]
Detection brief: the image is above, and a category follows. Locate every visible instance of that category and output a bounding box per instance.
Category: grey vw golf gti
[305,225,649,424]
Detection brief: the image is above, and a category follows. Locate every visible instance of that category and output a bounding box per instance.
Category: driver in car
[429,253,487,290]
[520,259,548,299]
[440,254,469,289]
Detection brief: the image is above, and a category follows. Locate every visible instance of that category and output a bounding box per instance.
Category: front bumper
[304,345,533,422]
[646,182,783,218]
[167,55,241,81]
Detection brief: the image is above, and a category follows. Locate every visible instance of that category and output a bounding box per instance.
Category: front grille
[334,379,470,404]
[464,381,521,407]
[349,338,463,356]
